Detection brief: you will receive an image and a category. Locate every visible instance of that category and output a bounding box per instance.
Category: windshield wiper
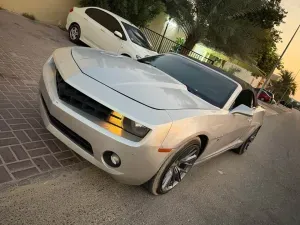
[186,85,201,97]
[138,60,156,68]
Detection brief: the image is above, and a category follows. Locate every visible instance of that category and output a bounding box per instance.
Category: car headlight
[107,111,150,138]
[123,117,150,138]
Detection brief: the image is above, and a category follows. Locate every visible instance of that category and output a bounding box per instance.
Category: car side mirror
[230,104,253,117]
[114,31,123,39]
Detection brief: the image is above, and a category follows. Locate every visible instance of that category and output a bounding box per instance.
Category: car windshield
[122,22,153,50]
[139,54,238,108]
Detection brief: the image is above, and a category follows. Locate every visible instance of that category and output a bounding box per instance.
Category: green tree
[272,70,297,101]
[163,0,287,61]
[243,0,287,29]
[80,0,165,27]
[246,0,287,75]
[253,29,283,75]
[164,0,267,55]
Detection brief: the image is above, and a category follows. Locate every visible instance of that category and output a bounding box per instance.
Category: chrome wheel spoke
[162,170,173,190]
[174,166,182,182]
[178,167,189,173]
[161,145,199,192]
[170,168,176,186]
[249,134,256,142]
[180,154,197,164]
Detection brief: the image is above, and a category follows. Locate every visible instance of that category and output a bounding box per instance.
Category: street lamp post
[258,24,300,97]
[157,18,171,53]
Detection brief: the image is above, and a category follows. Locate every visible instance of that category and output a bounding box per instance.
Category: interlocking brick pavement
[0,10,85,184]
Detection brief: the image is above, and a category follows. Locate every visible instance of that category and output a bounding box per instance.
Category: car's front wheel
[145,138,201,195]
[69,24,81,44]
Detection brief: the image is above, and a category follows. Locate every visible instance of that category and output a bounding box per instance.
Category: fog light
[111,153,120,166]
[103,151,121,168]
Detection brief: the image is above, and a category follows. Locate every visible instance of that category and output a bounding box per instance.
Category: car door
[84,8,125,52]
[205,90,254,156]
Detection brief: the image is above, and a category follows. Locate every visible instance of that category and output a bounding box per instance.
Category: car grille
[56,70,112,120]
[41,95,93,155]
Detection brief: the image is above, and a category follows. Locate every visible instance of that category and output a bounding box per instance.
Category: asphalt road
[0,110,300,225]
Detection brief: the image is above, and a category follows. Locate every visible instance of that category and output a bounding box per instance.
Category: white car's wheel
[69,24,81,44]
[145,137,201,195]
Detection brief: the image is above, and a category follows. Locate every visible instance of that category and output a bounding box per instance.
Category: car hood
[71,47,218,110]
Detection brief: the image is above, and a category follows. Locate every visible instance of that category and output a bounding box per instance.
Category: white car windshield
[139,54,238,108]
[122,22,153,51]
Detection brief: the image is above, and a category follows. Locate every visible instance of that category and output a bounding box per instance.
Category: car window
[139,54,238,108]
[122,22,153,50]
[262,90,270,97]
[85,8,126,40]
[265,90,273,97]
[232,90,255,109]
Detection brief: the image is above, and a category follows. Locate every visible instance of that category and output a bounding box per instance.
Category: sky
[276,0,300,100]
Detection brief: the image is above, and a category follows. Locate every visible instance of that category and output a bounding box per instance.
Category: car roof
[83,7,137,27]
[168,53,254,91]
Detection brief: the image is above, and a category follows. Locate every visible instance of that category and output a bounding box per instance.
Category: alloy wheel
[244,132,258,151]
[161,145,199,192]
[70,27,79,40]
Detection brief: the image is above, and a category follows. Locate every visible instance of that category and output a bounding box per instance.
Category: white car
[40,47,264,195]
[66,7,157,59]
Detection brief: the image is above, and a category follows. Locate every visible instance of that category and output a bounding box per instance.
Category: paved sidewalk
[0,10,87,185]
[258,100,291,116]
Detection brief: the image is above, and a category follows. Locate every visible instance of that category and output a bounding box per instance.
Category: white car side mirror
[231,104,253,117]
[114,31,123,39]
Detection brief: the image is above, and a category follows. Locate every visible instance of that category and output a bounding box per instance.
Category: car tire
[69,24,81,44]
[144,137,201,195]
[232,127,261,155]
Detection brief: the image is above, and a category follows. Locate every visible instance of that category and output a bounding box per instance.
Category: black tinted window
[232,90,255,109]
[85,8,125,39]
[122,22,153,50]
[139,54,238,108]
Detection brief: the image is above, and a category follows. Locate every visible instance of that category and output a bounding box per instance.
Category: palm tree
[164,0,267,57]
[272,70,297,101]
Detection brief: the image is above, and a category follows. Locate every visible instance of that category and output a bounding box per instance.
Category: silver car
[39,47,264,195]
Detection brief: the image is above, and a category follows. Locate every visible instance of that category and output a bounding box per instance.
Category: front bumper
[39,48,173,185]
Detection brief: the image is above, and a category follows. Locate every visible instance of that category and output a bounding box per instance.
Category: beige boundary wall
[0,0,79,25]
[0,1,182,39]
